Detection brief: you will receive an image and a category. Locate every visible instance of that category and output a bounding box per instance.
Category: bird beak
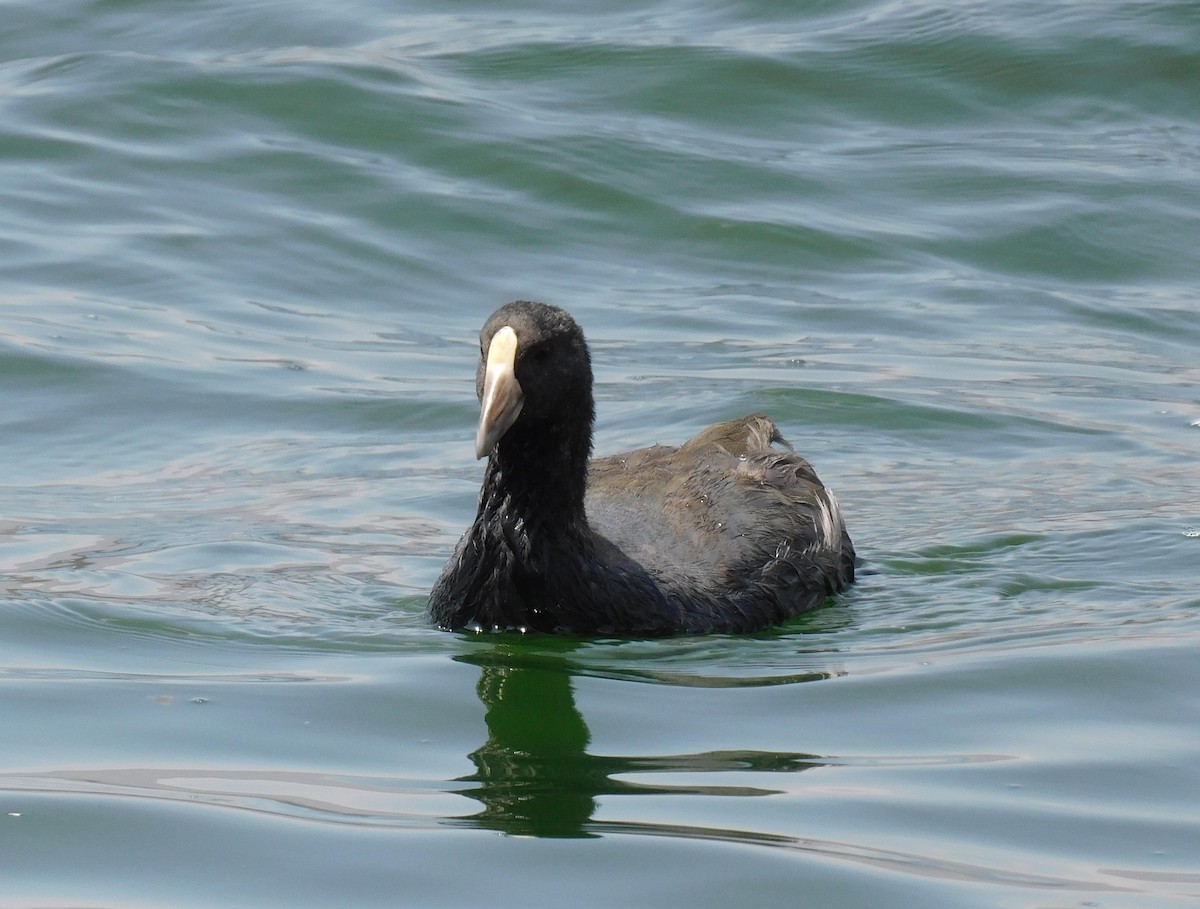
[475,326,524,459]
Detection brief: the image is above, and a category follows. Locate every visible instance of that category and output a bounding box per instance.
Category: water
[2,0,1198,905]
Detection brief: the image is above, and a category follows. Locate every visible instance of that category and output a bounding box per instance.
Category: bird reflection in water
[452,644,830,839]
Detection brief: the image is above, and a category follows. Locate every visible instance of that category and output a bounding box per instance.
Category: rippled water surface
[2,1,1198,906]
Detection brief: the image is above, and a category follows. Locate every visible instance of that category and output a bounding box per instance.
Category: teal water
[2,1,1199,906]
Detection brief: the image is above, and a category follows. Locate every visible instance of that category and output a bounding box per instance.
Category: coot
[428,301,855,634]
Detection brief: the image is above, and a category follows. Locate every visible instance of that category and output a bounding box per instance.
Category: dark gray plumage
[428,301,855,635]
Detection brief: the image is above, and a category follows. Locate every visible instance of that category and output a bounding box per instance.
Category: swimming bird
[428,301,855,635]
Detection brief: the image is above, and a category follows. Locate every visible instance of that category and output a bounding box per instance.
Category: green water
[2,1,1198,906]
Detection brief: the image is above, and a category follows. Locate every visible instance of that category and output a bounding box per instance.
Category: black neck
[480,409,593,533]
